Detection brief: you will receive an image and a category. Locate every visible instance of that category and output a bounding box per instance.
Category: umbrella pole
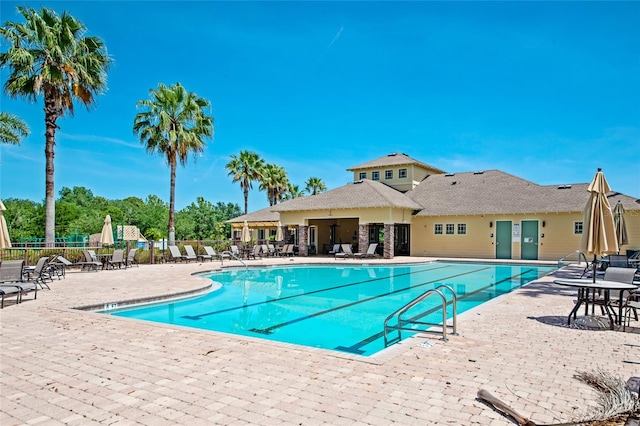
[592,254,596,283]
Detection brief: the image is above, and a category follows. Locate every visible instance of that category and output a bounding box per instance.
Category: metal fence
[0,240,232,266]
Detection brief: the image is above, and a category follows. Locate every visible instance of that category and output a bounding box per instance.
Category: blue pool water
[108,262,556,356]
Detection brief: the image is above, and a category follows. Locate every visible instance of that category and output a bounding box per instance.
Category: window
[309,226,316,246]
[372,171,380,181]
[258,229,265,241]
[269,229,276,238]
[457,224,467,235]
[233,229,241,240]
[574,222,583,235]
[434,224,443,235]
[399,168,407,178]
[446,224,455,234]
[385,170,393,180]
[359,172,367,180]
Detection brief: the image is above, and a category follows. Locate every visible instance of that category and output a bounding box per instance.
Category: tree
[283,184,305,201]
[0,111,29,144]
[0,6,111,246]
[260,163,289,206]
[305,177,327,195]
[226,151,265,215]
[133,82,214,246]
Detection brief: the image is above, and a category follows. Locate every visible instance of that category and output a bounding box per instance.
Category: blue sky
[1,1,639,213]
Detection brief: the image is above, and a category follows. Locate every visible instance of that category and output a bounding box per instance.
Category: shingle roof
[227,206,280,223]
[347,153,446,174]
[407,170,640,216]
[271,179,422,212]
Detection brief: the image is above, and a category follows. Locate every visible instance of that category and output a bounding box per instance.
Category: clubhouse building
[229,153,640,261]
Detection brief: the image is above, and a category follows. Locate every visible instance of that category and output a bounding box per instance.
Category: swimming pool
[108,262,556,356]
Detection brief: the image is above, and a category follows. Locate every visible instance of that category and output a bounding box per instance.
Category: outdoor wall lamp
[542,220,546,228]
[489,221,493,228]
[490,233,494,238]
[541,233,545,238]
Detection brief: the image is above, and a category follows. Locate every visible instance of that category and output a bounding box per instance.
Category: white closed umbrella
[100,214,114,246]
[275,221,284,242]
[0,199,12,249]
[241,221,251,244]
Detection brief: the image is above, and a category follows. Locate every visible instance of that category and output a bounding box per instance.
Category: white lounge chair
[335,244,353,259]
[182,245,199,262]
[354,243,379,259]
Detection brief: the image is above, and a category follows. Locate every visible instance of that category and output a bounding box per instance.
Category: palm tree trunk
[44,98,58,247]
[168,156,177,246]
[243,178,249,215]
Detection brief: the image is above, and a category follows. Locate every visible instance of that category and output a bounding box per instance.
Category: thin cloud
[58,132,142,149]
[327,25,344,50]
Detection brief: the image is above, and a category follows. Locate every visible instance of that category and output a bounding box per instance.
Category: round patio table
[553,278,638,329]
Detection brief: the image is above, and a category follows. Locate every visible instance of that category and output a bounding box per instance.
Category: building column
[358,224,368,255]
[383,223,395,259]
[298,225,308,256]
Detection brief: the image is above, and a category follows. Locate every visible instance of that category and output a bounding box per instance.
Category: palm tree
[226,151,265,215]
[305,177,327,195]
[283,184,305,201]
[0,7,111,245]
[260,163,289,206]
[0,112,29,144]
[133,82,214,246]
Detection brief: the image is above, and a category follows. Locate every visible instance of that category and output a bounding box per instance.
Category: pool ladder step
[383,284,458,347]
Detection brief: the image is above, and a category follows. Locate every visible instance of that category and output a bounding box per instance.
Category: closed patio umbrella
[0,199,12,249]
[241,221,251,244]
[580,168,618,282]
[275,221,284,242]
[100,214,114,246]
[613,201,628,254]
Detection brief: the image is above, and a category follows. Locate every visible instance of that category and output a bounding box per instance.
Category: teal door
[521,220,539,260]
[496,221,512,259]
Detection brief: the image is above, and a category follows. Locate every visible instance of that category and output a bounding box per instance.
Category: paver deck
[1,256,638,425]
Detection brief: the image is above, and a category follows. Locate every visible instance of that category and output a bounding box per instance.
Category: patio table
[553,278,638,329]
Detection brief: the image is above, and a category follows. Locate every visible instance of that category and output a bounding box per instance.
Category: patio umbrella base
[574,315,610,330]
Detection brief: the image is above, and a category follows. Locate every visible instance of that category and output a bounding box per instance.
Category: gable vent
[557,184,572,189]
[473,171,484,175]
[445,173,455,177]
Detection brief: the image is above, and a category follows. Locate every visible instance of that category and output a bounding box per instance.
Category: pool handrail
[383,284,458,347]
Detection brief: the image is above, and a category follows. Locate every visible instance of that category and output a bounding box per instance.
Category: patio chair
[335,244,353,259]
[267,244,276,256]
[182,245,199,262]
[354,243,379,259]
[107,249,125,269]
[261,244,270,257]
[622,290,640,331]
[125,249,138,268]
[593,267,637,322]
[0,259,38,302]
[283,244,295,257]
[607,254,628,268]
[168,245,187,262]
[248,245,262,260]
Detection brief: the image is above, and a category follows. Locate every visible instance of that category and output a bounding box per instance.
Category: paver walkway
[1,257,638,425]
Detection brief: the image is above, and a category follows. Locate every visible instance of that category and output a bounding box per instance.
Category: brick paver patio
[1,256,638,425]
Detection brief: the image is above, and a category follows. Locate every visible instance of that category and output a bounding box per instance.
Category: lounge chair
[354,243,379,259]
[204,246,230,261]
[183,245,199,262]
[0,284,22,308]
[25,256,53,289]
[267,244,276,256]
[261,244,270,257]
[328,244,341,255]
[0,259,37,303]
[168,245,187,262]
[81,251,103,271]
[107,249,125,269]
[125,249,138,268]
[335,244,353,259]
[190,245,212,262]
